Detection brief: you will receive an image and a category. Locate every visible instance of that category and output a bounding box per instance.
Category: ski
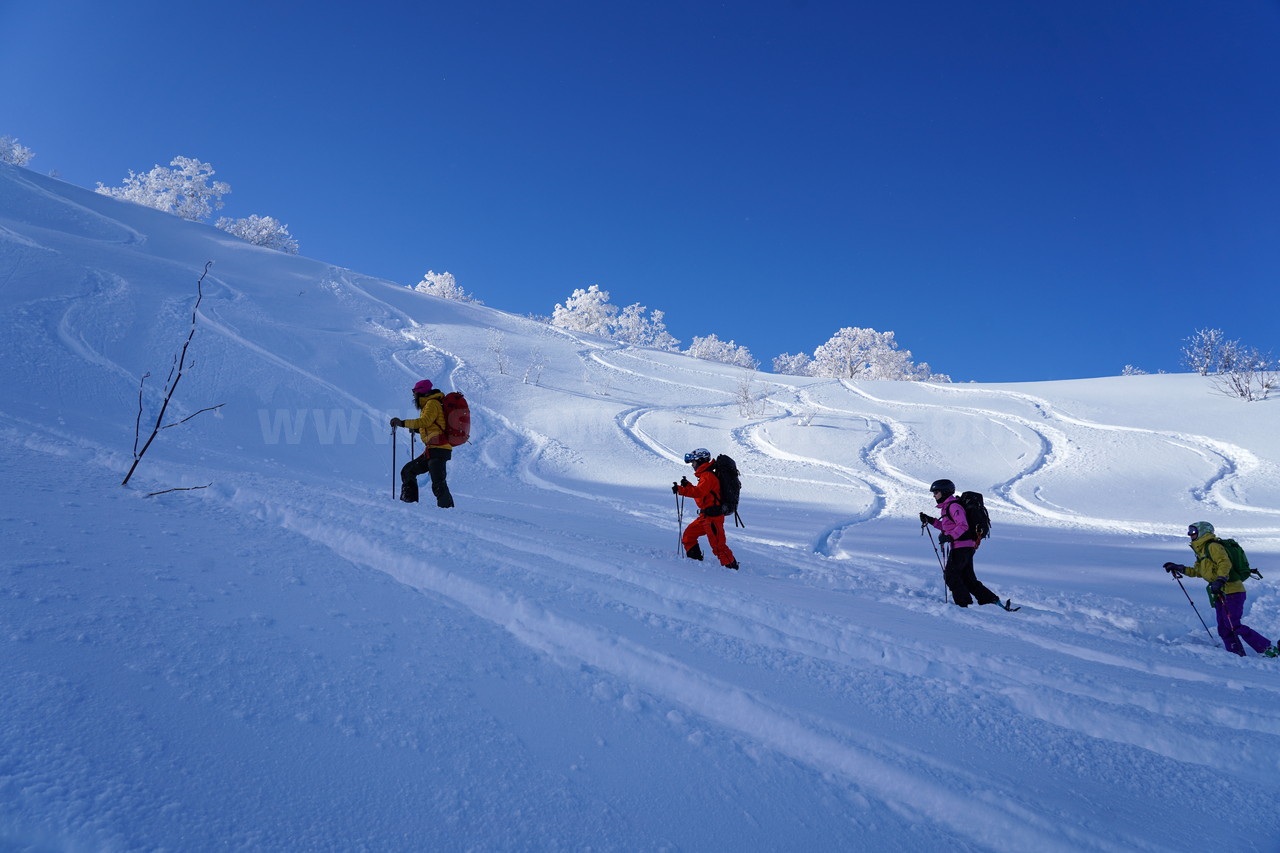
[998,598,1020,612]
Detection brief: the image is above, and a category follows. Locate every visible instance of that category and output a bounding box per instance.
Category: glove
[919,512,936,525]
[390,417,404,428]
[939,534,953,544]
[680,477,692,487]
[672,482,680,494]
[1163,562,1183,574]
[1209,577,1226,594]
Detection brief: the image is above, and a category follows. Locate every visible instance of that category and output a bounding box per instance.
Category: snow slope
[2,161,1279,852]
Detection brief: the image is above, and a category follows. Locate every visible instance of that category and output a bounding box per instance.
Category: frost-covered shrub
[216,214,299,254]
[1209,343,1277,402]
[552,285,617,336]
[913,363,950,383]
[1181,328,1276,400]
[414,270,481,303]
[772,352,814,376]
[613,303,680,350]
[1181,328,1226,376]
[686,333,758,369]
[550,285,679,349]
[0,136,35,166]
[96,156,230,221]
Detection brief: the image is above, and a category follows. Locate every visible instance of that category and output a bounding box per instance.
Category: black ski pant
[943,545,999,607]
[401,447,454,507]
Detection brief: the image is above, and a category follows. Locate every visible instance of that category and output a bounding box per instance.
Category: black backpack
[712,454,744,527]
[955,491,991,544]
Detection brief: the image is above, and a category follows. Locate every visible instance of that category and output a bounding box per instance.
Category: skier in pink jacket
[920,479,1007,609]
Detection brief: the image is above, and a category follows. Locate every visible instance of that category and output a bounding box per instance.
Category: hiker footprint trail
[110,254,1280,852]
[230,460,1280,853]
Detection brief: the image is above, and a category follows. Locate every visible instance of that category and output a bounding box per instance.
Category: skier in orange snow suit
[673,448,739,570]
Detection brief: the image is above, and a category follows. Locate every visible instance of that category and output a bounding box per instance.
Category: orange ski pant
[682,514,736,566]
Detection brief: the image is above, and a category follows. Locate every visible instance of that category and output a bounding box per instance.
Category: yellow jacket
[403,390,452,449]
[1183,533,1244,597]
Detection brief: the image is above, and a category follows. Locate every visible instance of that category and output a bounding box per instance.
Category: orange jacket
[676,461,723,514]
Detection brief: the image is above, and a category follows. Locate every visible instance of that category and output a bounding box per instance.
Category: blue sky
[3,0,1277,382]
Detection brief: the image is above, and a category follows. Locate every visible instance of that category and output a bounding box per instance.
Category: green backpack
[1215,538,1263,583]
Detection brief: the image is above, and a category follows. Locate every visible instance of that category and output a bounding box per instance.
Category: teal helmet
[1187,521,1215,539]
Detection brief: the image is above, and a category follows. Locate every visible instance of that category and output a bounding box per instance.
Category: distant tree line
[4,138,298,254]
[539,284,948,382]
[5,133,970,385]
[414,278,947,381]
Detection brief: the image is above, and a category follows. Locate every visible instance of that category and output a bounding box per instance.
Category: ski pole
[391,424,397,500]
[941,539,954,604]
[1171,572,1215,640]
[676,493,685,556]
[924,522,948,603]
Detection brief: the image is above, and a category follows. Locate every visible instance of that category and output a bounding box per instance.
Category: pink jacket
[932,496,976,549]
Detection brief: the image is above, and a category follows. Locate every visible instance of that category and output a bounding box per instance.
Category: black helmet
[684,448,712,465]
[929,479,956,497]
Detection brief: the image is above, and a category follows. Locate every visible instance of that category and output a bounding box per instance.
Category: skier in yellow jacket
[390,379,454,507]
[1164,522,1276,657]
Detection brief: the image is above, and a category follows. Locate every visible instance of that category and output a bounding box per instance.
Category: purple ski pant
[1215,591,1272,656]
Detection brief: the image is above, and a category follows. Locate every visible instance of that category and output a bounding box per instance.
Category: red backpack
[442,391,470,446]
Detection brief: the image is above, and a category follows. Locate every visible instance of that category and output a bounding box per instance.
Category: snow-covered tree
[96,156,230,221]
[1121,364,1148,376]
[549,286,681,350]
[216,214,299,254]
[613,303,680,350]
[811,327,897,379]
[0,136,35,166]
[810,326,947,382]
[772,352,814,376]
[414,270,481,303]
[1181,328,1226,376]
[552,285,617,336]
[686,333,758,369]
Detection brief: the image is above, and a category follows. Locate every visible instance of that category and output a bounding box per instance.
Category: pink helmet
[412,380,433,395]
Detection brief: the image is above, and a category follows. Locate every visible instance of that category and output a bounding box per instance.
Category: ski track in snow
[916,382,1280,529]
[217,469,1280,853]
[45,269,1280,700]
[7,168,1280,852]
